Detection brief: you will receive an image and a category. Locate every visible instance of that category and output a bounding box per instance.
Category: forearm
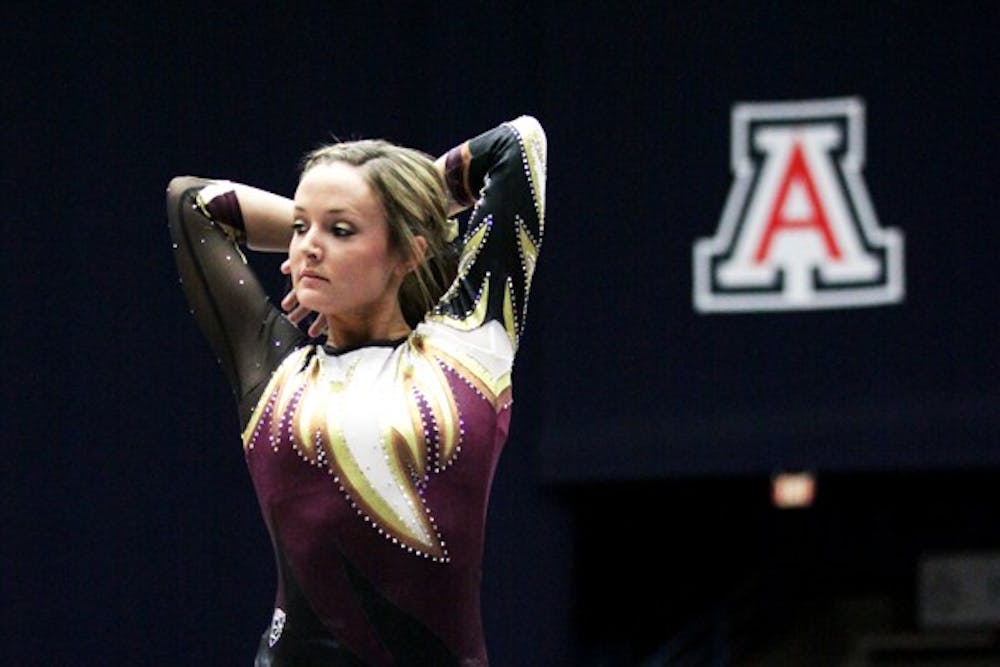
[232,183,295,252]
[199,181,294,252]
[436,117,542,218]
[192,179,294,252]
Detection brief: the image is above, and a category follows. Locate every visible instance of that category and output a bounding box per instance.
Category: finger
[308,315,328,339]
[280,259,292,275]
[281,290,298,312]
[286,304,311,325]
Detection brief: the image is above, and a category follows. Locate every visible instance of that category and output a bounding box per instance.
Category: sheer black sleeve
[166,177,306,426]
[430,116,547,351]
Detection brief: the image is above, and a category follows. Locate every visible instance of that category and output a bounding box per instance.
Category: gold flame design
[241,333,511,561]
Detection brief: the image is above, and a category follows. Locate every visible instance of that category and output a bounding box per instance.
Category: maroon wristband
[443,144,475,209]
[202,189,247,233]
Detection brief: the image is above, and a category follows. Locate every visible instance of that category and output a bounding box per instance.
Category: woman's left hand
[280,260,328,337]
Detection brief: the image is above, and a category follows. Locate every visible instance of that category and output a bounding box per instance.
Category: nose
[299,226,322,262]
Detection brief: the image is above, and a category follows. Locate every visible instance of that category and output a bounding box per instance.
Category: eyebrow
[294,204,353,215]
[293,205,352,214]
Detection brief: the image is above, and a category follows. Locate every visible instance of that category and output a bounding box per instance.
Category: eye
[331,222,355,238]
[291,219,308,234]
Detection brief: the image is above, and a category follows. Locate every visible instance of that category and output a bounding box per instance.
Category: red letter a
[755,141,842,263]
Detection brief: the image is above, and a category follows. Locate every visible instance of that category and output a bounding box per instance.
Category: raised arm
[429,116,547,351]
[186,179,296,251]
[165,177,305,425]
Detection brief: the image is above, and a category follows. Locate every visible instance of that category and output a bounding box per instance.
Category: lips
[299,270,329,283]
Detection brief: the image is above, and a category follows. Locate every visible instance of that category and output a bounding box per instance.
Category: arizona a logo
[693,97,904,312]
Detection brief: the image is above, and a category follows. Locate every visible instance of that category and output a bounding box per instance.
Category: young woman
[166,116,546,666]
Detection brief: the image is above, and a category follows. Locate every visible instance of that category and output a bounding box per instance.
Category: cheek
[354,239,398,272]
[286,241,304,280]
[288,236,305,260]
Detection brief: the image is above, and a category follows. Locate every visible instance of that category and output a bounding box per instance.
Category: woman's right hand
[280,259,328,338]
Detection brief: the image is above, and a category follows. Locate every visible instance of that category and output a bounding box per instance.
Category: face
[289,161,408,324]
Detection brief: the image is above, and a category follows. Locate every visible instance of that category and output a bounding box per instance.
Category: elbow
[508,116,547,163]
[167,175,200,198]
[512,115,545,143]
[515,115,545,137]
[166,175,210,209]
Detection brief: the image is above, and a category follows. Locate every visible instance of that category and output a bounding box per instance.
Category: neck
[323,307,411,349]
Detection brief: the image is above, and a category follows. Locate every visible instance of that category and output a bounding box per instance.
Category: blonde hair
[301,140,458,327]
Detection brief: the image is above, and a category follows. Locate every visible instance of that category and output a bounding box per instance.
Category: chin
[296,291,332,315]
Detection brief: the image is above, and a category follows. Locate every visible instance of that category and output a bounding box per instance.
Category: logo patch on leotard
[268,608,286,647]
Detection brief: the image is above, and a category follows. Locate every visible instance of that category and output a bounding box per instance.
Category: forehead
[294,161,383,220]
